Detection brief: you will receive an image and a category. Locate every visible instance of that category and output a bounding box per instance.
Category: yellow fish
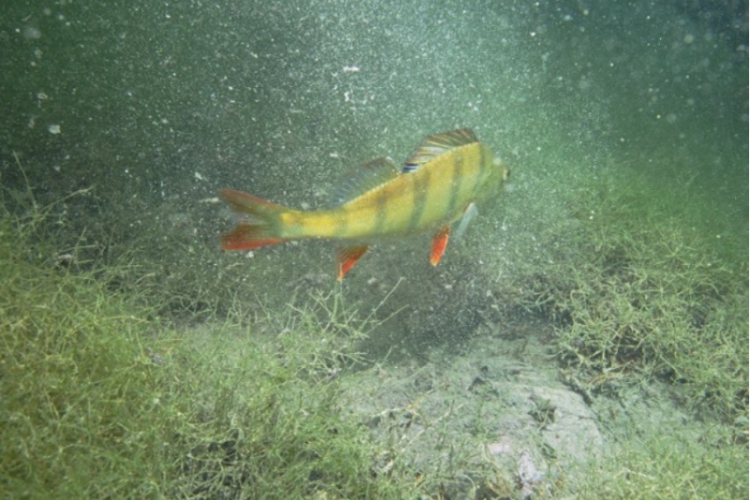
[220,128,510,280]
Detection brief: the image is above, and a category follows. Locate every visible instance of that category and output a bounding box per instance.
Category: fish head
[475,148,511,201]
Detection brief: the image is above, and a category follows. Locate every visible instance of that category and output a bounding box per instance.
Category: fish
[219,128,510,280]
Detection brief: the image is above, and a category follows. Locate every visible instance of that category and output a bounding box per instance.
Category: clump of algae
[0,183,414,499]
[536,168,747,425]
[0,195,175,497]
[4,152,745,499]
[511,166,748,499]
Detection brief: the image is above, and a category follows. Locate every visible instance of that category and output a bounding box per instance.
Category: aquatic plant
[0,185,415,499]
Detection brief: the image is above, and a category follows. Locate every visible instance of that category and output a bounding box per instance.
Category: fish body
[220,128,510,279]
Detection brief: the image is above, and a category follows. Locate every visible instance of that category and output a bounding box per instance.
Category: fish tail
[219,189,290,250]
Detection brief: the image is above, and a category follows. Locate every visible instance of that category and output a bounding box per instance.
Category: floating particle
[22,26,42,40]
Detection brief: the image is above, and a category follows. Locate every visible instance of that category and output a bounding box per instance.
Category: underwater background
[1,0,747,498]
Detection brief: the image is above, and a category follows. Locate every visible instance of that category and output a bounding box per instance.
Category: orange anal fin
[430,226,450,266]
[337,245,369,281]
[221,224,285,250]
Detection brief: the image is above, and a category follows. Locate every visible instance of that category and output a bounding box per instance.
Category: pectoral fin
[337,245,369,280]
[430,226,451,266]
[453,202,478,241]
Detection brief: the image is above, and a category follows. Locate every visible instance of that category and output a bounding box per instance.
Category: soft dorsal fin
[403,128,478,171]
[330,157,400,205]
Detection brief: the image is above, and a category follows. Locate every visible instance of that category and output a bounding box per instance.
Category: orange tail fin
[219,189,288,250]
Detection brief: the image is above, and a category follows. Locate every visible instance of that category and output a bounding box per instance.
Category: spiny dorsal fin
[404,128,478,170]
[330,157,400,205]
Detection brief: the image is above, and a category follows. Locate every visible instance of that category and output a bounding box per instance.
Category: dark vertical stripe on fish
[446,154,464,219]
[409,170,429,231]
[335,208,349,237]
[373,188,389,234]
[477,144,488,194]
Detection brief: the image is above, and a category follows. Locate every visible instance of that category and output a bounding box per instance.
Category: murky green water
[1,1,747,497]
[3,0,745,299]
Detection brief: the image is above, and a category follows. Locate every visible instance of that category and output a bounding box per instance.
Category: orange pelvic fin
[430,226,451,266]
[337,245,369,280]
[219,189,287,250]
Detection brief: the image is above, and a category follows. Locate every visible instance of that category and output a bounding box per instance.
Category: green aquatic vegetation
[500,163,749,498]
[167,291,412,500]
[0,220,175,497]
[2,150,745,498]
[575,426,747,500]
[0,192,415,499]
[527,168,748,424]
